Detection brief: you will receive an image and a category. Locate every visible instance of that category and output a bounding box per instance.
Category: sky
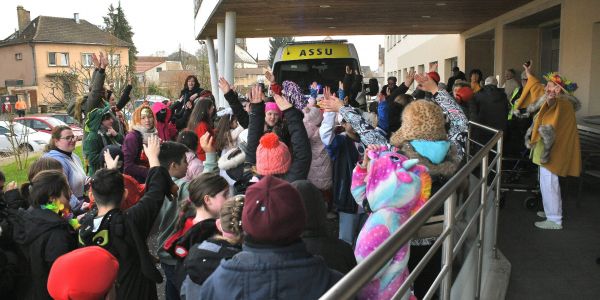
[0,1,384,70]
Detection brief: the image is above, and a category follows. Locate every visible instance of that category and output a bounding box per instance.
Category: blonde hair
[218,195,245,244]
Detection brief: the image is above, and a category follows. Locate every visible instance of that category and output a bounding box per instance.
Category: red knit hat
[427,72,441,84]
[256,132,291,175]
[454,86,474,104]
[243,175,306,244]
[48,246,119,300]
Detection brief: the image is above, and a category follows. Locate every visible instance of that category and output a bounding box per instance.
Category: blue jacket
[198,241,342,299]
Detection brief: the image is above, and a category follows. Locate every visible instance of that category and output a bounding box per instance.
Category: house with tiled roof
[0,6,130,110]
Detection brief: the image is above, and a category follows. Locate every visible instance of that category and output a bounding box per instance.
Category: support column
[217,23,225,107]
[224,11,237,109]
[205,38,219,106]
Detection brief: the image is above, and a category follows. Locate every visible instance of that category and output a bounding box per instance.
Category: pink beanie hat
[265,102,282,116]
[256,132,291,175]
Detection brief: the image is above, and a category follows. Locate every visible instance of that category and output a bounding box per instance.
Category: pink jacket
[184,151,203,182]
[152,102,178,141]
[305,121,332,191]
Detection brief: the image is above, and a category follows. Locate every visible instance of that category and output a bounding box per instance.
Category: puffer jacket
[304,122,332,191]
[198,241,342,299]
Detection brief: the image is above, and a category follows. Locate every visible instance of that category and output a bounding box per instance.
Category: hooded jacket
[197,241,343,299]
[16,208,77,300]
[152,102,177,142]
[304,116,333,191]
[292,180,356,274]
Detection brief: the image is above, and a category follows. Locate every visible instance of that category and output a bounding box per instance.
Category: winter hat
[390,100,447,147]
[361,145,432,214]
[427,72,441,84]
[303,106,323,127]
[265,102,282,117]
[132,105,156,127]
[454,86,474,104]
[282,80,308,110]
[48,246,119,300]
[243,175,306,244]
[151,101,169,123]
[484,76,498,86]
[256,132,291,175]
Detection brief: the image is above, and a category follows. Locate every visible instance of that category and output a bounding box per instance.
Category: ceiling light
[421,15,431,18]
[436,2,447,6]
[320,5,331,8]
[325,17,334,20]
[328,26,336,29]
[411,24,419,27]
[255,28,264,31]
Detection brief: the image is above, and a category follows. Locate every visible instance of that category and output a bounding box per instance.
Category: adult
[107,77,133,136]
[446,66,467,93]
[123,105,157,183]
[15,98,27,117]
[380,76,398,97]
[501,69,521,101]
[513,64,546,114]
[469,76,510,143]
[43,125,87,211]
[469,69,484,93]
[525,71,580,230]
[171,75,204,130]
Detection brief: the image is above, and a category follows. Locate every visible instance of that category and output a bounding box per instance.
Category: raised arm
[86,53,108,112]
[220,77,249,128]
[116,78,133,111]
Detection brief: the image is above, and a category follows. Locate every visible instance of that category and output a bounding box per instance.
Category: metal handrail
[320,122,502,300]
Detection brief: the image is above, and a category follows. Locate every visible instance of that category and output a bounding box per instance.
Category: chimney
[17,6,31,33]
[74,13,80,24]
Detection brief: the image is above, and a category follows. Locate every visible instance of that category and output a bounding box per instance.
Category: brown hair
[174,173,229,231]
[44,125,72,152]
[22,170,70,206]
[218,195,245,244]
[19,157,63,207]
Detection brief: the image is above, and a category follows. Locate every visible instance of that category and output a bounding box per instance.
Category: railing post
[441,193,456,300]
[493,135,503,259]
[475,154,488,299]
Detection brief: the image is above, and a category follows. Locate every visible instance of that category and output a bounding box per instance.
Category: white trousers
[539,166,562,224]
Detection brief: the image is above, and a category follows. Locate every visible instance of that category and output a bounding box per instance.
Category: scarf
[132,125,158,144]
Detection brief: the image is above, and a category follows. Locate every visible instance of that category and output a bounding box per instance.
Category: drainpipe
[29,41,37,111]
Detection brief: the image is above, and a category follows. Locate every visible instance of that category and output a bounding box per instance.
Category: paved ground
[498,178,600,300]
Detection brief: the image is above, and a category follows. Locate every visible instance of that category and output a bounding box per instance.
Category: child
[180,195,245,299]
[78,135,177,299]
[351,146,431,300]
[176,131,204,182]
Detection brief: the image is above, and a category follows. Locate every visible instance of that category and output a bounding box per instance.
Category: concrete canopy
[194,0,533,39]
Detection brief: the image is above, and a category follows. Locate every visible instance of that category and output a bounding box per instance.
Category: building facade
[0,6,130,112]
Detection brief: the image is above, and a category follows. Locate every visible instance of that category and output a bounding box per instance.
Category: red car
[15,116,84,141]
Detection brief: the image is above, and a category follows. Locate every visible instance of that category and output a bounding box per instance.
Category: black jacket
[17,208,77,300]
[224,90,249,129]
[326,134,362,213]
[470,84,510,142]
[171,86,204,130]
[246,103,310,182]
[78,167,174,300]
[292,180,357,274]
[343,73,364,108]
[184,238,241,285]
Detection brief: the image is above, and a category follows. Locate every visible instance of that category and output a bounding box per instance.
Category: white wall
[384,34,461,86]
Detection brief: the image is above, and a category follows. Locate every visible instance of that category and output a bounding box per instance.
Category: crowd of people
[0,50,581,299]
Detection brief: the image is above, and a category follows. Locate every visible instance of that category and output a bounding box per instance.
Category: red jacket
[194,121,212,161]
[89,174,145,210]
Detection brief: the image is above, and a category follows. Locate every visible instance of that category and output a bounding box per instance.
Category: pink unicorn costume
[351,146,431,300]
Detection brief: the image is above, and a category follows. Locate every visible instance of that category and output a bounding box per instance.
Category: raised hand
[218,77,233,94]
[99,52,109,69]
[143,135,161,168]
[429,62,438,72]
[404,70,415,87]
[264,70,275,83]
[199,132,215,153]
[362,144,380,169]
[249,84,264,104]
[92,53,100,69]
[415,73,438,94]
[273,94,292,111]
[320,87,343,112]
[103,149,119,170]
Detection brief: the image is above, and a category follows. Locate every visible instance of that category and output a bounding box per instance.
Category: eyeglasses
[59,135,76,141]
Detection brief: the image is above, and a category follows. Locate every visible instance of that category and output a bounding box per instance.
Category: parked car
[15,116,83,141]
[133,95,170,109]
[49,113,79,127]
[0,121,52,153]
